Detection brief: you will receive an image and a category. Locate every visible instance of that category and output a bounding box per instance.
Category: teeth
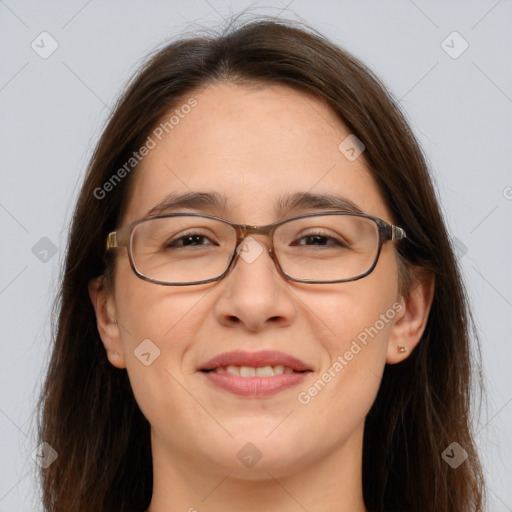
[240,366,256,377]
[226,365,239,376]
[256,366,274,377]
[273,365,284,375]
[214,365,296,377]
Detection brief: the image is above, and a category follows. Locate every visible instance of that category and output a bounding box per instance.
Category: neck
[147,423,367,512]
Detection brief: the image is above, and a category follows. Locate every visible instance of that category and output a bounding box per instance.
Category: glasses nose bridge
[235,222,275,245]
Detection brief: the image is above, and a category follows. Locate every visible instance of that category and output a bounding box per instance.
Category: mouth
[202,364,303,377]
[199,350,313,397]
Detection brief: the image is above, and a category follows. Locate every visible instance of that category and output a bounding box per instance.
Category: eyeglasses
[105,211,406,286]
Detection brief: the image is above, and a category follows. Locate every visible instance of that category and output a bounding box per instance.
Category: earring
[113,351,119,356]
[397,345,408,353]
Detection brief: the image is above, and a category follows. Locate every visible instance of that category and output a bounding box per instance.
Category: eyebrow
[145,191,363,218]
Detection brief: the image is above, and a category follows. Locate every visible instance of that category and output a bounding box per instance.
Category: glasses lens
[131,216,236,284]
[274,214,380,282]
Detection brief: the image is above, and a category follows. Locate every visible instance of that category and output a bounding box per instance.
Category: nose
[213,236,297,332]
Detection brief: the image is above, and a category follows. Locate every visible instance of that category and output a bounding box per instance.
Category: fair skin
[89,82,434,512]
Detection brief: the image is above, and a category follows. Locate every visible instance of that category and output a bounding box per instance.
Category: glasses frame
[106,211,406,286]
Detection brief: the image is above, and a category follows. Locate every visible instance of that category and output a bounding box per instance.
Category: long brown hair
[37,15,486,512]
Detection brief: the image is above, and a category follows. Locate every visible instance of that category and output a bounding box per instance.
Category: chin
[199,428,305,474]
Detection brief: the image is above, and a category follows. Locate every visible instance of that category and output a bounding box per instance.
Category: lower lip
[201,371,311,397]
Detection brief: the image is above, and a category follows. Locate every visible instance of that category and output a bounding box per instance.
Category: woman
[37,17,486,512]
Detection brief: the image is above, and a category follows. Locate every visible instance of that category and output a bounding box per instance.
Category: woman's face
[101,82,406,479]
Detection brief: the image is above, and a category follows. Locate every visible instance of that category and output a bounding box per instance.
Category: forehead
[121,82,390,225]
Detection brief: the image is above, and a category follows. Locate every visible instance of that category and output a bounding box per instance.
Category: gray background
[0,1,511,510]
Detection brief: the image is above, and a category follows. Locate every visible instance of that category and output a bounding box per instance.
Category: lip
[199,349,312,372]
[202,371,310,397]
[199,350,312,398]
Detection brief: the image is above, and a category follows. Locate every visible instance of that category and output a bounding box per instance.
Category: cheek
[294,248,399,418]
[113,272,207,435]
[114,254,207,346]
[292,303,396,451]
[300,245,399,357]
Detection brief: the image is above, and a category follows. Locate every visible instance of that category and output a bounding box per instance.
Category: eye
[165,231,218,248]
[291,230,348,248]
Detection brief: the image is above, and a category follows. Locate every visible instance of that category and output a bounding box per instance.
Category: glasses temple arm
[391,225,407,240]
[106,226,131,250]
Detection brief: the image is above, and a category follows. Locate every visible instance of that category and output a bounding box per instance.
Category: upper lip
[200,350,312,372]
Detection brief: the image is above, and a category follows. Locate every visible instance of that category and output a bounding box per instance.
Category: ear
[386,273,435,364]
[88,276,126,369]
